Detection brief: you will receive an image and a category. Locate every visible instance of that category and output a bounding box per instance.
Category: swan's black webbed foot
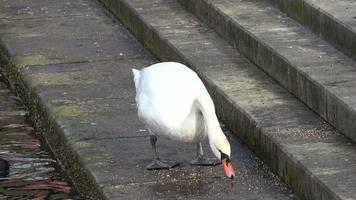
[146,159,179,170]
[190,155,221,166]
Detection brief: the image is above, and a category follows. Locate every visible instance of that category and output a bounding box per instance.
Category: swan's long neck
[194,95,228,160]
[194,95,221,140]
[195,96,234,178]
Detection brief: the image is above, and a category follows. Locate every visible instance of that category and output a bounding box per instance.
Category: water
[0,73,82,199]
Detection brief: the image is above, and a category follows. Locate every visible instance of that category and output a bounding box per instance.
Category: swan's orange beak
[222,158,235,179]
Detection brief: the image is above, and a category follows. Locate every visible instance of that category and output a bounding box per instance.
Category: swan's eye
[219,150,231,162]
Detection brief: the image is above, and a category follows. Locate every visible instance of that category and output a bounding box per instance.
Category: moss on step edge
[13,55,62,68]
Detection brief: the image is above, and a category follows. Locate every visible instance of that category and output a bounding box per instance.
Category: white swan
[132,62,235,178]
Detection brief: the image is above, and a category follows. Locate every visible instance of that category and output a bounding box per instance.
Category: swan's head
[195,95,235,178]
[209,131,235,179]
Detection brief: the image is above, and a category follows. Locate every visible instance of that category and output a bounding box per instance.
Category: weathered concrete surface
[0,0,295,199]
[267,0,356,62]
[177,0,356,147]
[98,0,356,199]
[0,0,103,19]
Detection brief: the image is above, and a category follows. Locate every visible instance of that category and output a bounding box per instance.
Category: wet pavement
[0,73,81,199]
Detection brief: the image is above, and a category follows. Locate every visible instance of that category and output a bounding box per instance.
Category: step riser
[268,0,356,62]
[177,0,356,144]
[97,0,344,199]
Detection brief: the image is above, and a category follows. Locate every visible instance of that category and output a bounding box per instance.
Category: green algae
[71,140,93,148]
[51,105,90,117]
[13,55,62,67]
[28,72,97,87]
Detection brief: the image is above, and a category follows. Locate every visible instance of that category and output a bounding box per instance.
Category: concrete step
[98,0,356,199]
[177,0,356,145]
[0,0,295,199]
[267,0,356,62]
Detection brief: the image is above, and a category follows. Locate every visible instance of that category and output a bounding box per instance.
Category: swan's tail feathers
[132,68,141,89]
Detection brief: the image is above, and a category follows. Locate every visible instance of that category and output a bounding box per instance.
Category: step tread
[101,0,356,199]
[268,0,356,61]
[291,0,356,28]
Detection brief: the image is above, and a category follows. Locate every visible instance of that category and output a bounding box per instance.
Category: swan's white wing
[135,62,208,129]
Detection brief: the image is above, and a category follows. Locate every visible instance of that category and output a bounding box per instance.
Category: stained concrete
[0,0,295,199]
[98,0,356,199]
[0,0,103,19]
